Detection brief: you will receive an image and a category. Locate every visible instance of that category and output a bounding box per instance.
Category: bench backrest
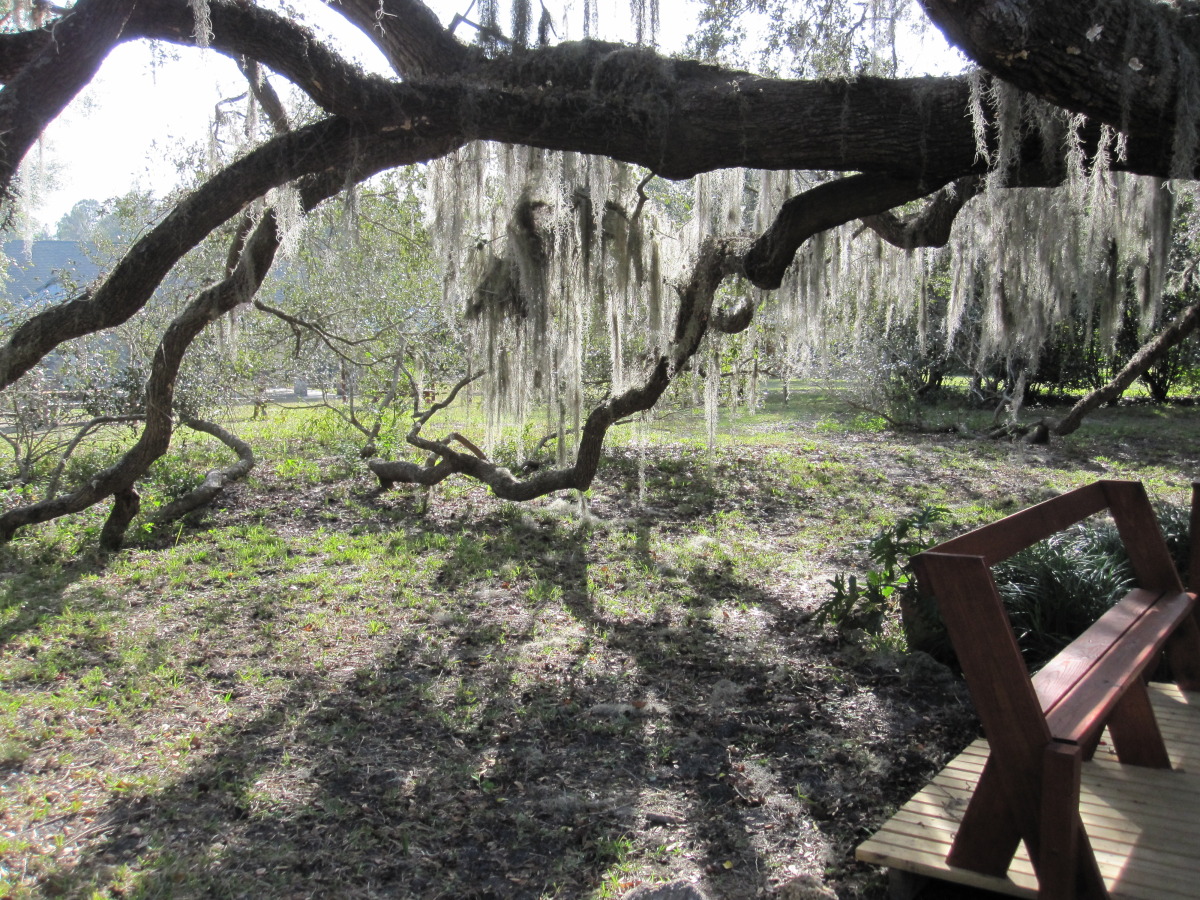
[921,480,1182,591]
[912,481,1184,770]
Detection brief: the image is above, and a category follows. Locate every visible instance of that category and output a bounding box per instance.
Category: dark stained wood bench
[857,480,1200,900]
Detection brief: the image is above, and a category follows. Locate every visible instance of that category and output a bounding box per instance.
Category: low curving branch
[151,417,255,526]
[743,174,958,289]
[1051,296,1200,437]
[368,236,748,501]
[0,211,285,546]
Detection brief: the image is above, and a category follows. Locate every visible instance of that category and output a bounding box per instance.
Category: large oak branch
[0,0,134,201]
[922,0,1198,174]
[327,0,471,77]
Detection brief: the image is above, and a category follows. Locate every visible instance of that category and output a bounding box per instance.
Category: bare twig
[631,173,655,222]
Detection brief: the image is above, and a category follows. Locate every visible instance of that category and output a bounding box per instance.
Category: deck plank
[857,683,1200,899]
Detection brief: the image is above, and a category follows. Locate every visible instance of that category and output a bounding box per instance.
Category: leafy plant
[146,452,205,500]
[903,502,1192,666]
[817,504,948,635]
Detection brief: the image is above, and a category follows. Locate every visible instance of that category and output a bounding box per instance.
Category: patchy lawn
[2,394,1197,898]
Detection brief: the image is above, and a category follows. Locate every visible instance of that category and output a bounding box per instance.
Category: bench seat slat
[1033,589,1164,711]
[1042,590,1194,744]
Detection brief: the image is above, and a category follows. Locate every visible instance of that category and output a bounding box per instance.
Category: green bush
[829,502,1193,668]
[996,502,1191,665]
[817,505,947,637]
[994,523,1133,662]
[146,453,206,501]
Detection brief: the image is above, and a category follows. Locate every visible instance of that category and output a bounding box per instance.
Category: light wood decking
[857,683,1200,899]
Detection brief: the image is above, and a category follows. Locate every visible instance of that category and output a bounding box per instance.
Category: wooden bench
[857,480,1200,900]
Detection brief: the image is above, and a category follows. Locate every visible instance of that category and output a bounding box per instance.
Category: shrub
[816,505,947,639]
[995,501,1191,665]
[828,501,1193,668]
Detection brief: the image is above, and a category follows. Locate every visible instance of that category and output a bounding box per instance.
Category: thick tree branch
[0,0,135,202]
[921,0,1197,174]
[327,0,471,77]
[0,12,1180,391]
[0,1,1190,186]
[151,417,255,525]
[0,0,401,117]
[860,177,985,250]
[744,174,958,289]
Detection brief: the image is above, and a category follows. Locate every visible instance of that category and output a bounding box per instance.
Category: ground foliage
[1,390,1198,899]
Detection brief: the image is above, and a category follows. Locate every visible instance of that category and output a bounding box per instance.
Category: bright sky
[29,0,963,230]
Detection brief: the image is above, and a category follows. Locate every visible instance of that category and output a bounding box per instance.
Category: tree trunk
[1052,298,1200,436]
[99,488,140,552]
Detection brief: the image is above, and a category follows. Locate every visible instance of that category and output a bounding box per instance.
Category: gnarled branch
[369,236,748,501]
[151,417,255,526]
[861,177,985,250]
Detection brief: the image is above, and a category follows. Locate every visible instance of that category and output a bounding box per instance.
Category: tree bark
[921,0,1199,174]
[99,488,140,552]
[328,0,472,77]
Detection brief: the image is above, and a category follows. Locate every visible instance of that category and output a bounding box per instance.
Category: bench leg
[1036,742,1108,900]
[952,751,1110,900]
[947,757,1022,877]
[1106,679,1171,768]
[1165,608,1200,692]
[887,868,928,900]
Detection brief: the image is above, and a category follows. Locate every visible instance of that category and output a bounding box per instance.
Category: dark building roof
[2,240,101,307]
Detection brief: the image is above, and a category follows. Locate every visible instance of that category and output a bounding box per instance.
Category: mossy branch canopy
[0,0,1197,517]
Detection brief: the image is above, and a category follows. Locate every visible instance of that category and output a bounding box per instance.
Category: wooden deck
[857,683,1200,899]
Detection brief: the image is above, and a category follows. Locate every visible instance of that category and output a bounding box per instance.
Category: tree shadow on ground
[0,547,108,647]
[41,501,974,900]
